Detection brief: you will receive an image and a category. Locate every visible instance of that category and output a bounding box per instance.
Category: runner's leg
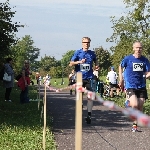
[126,89,138,132]
[84,79,93,124]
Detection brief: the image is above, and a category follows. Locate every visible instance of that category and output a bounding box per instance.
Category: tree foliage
[61,50,75,68]
[94,47,112,75]
[61,50,75,77]
[40,55,57,72]
[0,0,23,62]
[107,0,150,68]
[11,35,40,73]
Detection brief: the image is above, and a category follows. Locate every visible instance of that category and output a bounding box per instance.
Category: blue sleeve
[120,57,128,68]
[145,58,150,72]
[71,50,79,61]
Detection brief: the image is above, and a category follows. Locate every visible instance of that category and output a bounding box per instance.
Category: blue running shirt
[71,49,96,79]
[120,54,150,89]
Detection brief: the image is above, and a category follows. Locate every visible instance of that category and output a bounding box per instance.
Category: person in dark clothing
[68,69,76,95]
[3,58,14,102]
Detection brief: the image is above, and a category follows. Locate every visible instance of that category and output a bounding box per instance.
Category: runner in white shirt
[106,66,120,97]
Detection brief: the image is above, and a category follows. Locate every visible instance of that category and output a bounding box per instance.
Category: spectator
[3,58,14,102]
[18,60,30,104]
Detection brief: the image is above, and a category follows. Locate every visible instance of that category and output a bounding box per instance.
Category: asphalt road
[45,88,150,150]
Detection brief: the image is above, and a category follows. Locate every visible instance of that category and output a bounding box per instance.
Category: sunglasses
[82,42,90,43]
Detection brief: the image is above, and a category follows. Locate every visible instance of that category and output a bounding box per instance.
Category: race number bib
[80,64,90,71]
[133,63,143,71]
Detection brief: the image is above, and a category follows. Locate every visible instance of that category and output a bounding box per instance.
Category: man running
[69,37,99,124]
[119,41,150,132]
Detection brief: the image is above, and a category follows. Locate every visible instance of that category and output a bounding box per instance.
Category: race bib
[80,64,90,71]
[133,63,143,71]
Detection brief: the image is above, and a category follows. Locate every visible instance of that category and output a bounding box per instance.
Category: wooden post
[43,84,47,150]
[38,81,41,110]
[75,72,82,150]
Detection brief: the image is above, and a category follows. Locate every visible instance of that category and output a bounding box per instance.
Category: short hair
[133,41,142,47]
[82,37,91,42]
[6,57,12,63]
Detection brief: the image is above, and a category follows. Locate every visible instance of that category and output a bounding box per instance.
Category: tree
[40,55,57,72]
[61,50,75,68]
[107,0,150,67]
[61,50,75,77]
[11,35,40,73]
[94,47,112,75]
[0,0,23,62]
[49,66,62,78]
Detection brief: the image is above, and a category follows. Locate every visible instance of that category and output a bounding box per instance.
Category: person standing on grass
[119,41,150,132]
[3,58,14,102]
[18,60,31,104]
[69,36,99,124]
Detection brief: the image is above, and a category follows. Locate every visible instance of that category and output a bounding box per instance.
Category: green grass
[0,81,56,150]
[50,77,69,88]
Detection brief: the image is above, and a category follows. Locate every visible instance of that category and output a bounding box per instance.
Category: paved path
[44,88,150,150]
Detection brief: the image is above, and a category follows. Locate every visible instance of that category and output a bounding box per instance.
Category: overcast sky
[2,0,126,60]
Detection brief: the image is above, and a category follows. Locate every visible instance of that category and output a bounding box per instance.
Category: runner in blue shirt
[119,41,150,132]
[69,37,99,124]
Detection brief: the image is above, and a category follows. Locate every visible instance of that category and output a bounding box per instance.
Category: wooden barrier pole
[43,84,47,150]
[75,72,82,150]
[38,81,41,110]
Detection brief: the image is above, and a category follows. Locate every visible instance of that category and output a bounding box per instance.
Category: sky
[2,0,126,60]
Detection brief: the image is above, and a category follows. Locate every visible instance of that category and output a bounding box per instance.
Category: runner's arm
[145,58,150,79]
[69,61,82,66]
[118,65,124,90]
[119,65,123,82]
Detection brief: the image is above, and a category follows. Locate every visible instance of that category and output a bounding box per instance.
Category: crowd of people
[0,59,31,104]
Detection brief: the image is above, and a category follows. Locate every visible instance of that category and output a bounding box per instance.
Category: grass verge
[0,81,56,150]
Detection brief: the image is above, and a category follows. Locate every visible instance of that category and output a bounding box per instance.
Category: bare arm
[69,59,86,66]
[69,61,81,66]
[118,65,124,89]
[119,65,123,81]
[146,72,150,79]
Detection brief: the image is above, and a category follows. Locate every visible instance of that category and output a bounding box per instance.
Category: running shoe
[132,123,138,132]
[85,115,91,124]
[124,100,130,108]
